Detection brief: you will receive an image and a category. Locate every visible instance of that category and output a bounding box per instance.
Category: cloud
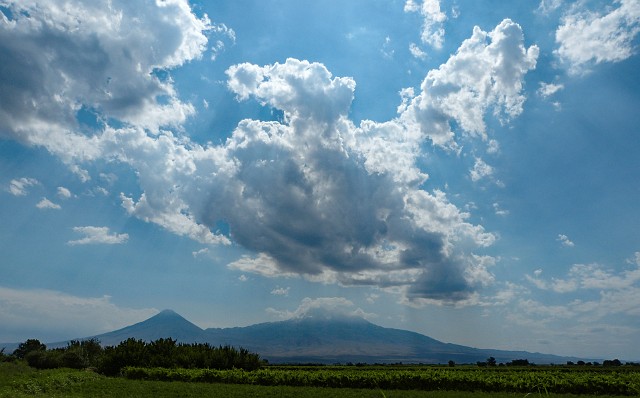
[557,233,575,247]
[36,197,61,210]
[537,82,564,98]
[57,186,72,199]
[110,38,517,304]
[555,0,640,74]
[493,202,509,216]
[527,254,640,294]
[409,42,427,59]
[7,178,39,196]
[402,19,539,147]
[0,0,211,160]
[404,0,447,49]
[470,157,494,182]
[511,253,640,357]
[0,286,156,342]
[68,226,128,245]
[381,36,395,59]
[192,248,209,258]
[209,22,236,61]
[218,57,497,301]
[266,297,375,320]
[537,0,563,15]
[1,9,538,306]
[270,286,290,296]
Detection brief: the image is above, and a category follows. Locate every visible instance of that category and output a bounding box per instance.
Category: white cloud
[192,248,209,258]
[57,186,72,199]
[209,22,236,61]
[381,36,395,59]
[36,197,61,210]
[1,10,536,306]
[537,0,563,15]
[527,255,640,297]
[537,82,564,98]
[7,177,39,196]
[486,139,500,154]
[68,226,128,245]
[266,297,375,320]
[518,256,640,334]
[0,286,156,342]
[555,0,640,74]
[470,157,494,182]
[404,0,447,49]
[270,286,290,296]
[493,202,509,216]
[228,253,298,279]
[557,233,575,247]
[402,19,539,147]
[0,0,211,160]
[409,42,427,59]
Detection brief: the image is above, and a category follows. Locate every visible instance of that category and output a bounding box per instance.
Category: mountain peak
[89,309,204,346]
[156,309,180,317]
[293,307,369,324]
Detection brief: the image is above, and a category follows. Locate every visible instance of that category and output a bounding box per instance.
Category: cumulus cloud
[527,255,640,295]
[266,297,375,320]
[512,254,640,357]
[555,0,640,74]
[270,286,290,296]
[57,186,72,199]
[401,19,539,147]
[215,58,500,302]
[0,0,211,160]
[0,286,156,342]
[7,178,39,196]
[68,226,128,245]
[0,5,538,306]
[557,233,575,247]
[470,157,494,182]
[36,197,61,210]
[537,0,564,15]
[409,42,427,59]
[537,82,564,98]
[404,0,447,49]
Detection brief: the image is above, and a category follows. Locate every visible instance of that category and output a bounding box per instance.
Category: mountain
[69,310,585,364]
[4,310,589,364]
[201,314,582,364]
[86,309,204,347]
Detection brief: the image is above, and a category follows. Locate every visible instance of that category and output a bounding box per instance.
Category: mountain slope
[41,310,588,364]
[203,315,580,364]
[88,309,204,347]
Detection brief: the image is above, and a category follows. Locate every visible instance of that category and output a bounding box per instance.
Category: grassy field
[0,362,636,398]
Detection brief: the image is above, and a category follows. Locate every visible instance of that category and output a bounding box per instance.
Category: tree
[487,356,497,367]
[13,339,46,359]
[448,360,455,367]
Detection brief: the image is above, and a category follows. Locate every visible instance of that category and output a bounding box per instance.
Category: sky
[1,0,639,361]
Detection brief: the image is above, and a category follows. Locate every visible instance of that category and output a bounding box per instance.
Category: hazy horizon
[1,0,639,360]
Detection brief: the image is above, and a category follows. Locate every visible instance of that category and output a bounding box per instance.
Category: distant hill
[34,309,588,364]
[86,309,204,347]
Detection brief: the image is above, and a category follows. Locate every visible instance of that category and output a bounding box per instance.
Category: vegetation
[5,338,263,375]
[121,365,640,395]
[0,362,635,398]
[2,338,639,396]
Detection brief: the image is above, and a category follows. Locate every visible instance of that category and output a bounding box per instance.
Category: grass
[0,362,633,398]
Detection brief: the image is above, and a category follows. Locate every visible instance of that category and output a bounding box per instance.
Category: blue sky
[1,0,639,360]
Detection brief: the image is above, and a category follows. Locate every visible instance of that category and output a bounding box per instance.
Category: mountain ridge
[6,310,593,364]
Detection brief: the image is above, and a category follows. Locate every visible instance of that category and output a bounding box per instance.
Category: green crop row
[122,366,640,395]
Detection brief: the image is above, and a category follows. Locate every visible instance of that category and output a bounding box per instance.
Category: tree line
[3,337,264,375]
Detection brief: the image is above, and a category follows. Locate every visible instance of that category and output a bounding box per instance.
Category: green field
[1,362,638,398]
